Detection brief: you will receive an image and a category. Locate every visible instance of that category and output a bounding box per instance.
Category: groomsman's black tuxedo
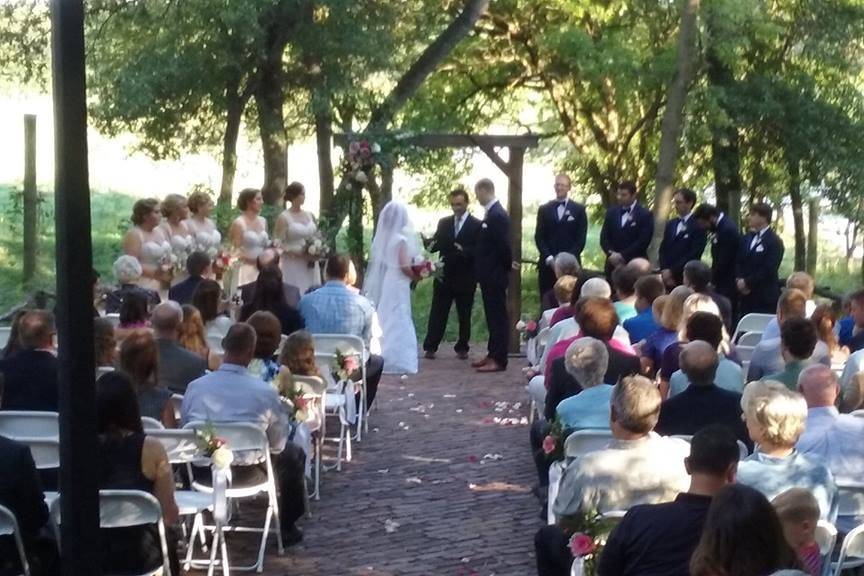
[658,213,707,285]
[535,198,588,295]
[423,212,481,355]
[736,227,784,316]
[599,202,654,274]
[475,200,512,367]
[709,213,741,306]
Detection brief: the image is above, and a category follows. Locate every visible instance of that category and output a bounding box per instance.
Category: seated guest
[95,372,178,575]
[640,285,692,377]
[278,330,320,377]
[0,435,56,576]
[536,376,690,576]
[116,291,151,344]
[837,291,856,348]
[167,251,210,305]
[94,316,117,371]
[541,253,581,313]
[759,272,818,343]
[764,318,818,390]
[552,338,614,427]
[105,255,161,314]
[177,304,220,370]
[548,277,616,336]
[547,298,641,399]
[669,313,743,396]
[597,426,740,576]
[181,324,306,546]
[119,331,176,427]
[622,274,665,343]
[690,484,803,576]
[772,488,822,576]
[543,275,577,329]
[655,341,749,445]
[239,267,304,336]
[748,289,830,382]
[239,248,302,308]
[0,310,58,411]
[611,265,639,324]
[0,310,26,360]
[152,302,206,394]
[246,311,283,384]
[810,304,848,364]
[838,289,864,351]
[192,278,233,338]
[299,254,384,408]
[682,259,733,331]
[840,372,864,413]
[737,384,837,520]
[797,364,864,531]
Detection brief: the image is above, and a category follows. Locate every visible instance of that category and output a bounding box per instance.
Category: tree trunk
[786,157,806,271]
[706,11,742,225]
[648,0,700,264]
[255,69,288,206]
[218,87,246,227]
[367,165,394,232]
[347,183,365,275]
[314,106,335,216]
[23,114,37,289]
[806,199,818,276]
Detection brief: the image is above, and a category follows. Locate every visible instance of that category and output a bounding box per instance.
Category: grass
[0,182,860,338]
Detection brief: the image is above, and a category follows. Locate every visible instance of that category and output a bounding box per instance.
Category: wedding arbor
[335,132,540,352]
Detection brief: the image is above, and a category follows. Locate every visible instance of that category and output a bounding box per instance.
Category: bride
[363,202,421,375]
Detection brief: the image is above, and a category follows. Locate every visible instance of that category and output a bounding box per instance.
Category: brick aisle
[214,352,542,576]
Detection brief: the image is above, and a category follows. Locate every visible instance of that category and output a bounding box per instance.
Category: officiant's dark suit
[535,197,587,295]
[474,180,512,371]
[423,194,481,358]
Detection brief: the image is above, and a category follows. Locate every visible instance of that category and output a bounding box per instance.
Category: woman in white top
[186,190,222,261]
[159,194,193,285]
[274,181,321,295]
[123,198,172,294]
[363,201,422,375]
[229,188,270,286]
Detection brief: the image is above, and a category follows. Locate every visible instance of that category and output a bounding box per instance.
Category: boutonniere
[683,233,689,239]
[481,222,488,229]
[567,215,575,222]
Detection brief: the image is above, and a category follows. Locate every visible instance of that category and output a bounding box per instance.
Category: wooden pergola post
[50,0,100,573]
[334,133,538,353]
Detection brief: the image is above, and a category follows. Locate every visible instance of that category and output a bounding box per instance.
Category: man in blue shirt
[623,274,665,343]
[299,254,384,407]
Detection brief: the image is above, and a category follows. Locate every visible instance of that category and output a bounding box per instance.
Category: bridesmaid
[186,190,222,260]
[122,198,172,295]
[229,188,270,286]
[159,194,193,285]
[274,181,321,295]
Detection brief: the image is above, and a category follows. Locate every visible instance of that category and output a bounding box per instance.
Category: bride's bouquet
[411,254,440,280]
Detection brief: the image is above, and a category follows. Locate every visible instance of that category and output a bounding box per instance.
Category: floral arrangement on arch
[194,421,234,470]
[341,139,381,185]
[559,509,620,576]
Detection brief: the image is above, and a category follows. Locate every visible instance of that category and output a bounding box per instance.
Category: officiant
[534,173,587,296]
[423,188,481,360]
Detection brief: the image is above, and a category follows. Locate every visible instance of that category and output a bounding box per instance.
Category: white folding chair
[312,334,368,440]
[0,411,59,439]
[0,327,11,350]
[13,437,60,509]
[536,327,552,363]
[51,490,172,576]
[563,430,614,459]
[732,313,774,343]
[291,375,326,500]
[815,520,837,576]
[183,421,283,572]
[206,331,224,355]
[736,440,750,460]
[169,394,184,423]
[0,503,31,576]
[834,481,864,573]
[311,357,353,471]
[833,521,864,575]
[141,417,165,431]
[104,313,121,328]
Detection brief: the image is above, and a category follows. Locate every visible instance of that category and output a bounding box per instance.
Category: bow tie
[556,200,567,207]
[622,206,632,215]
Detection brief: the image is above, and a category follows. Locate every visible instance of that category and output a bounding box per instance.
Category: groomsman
[736,202,784,316]
[658,187,707,288]
[534,173,588,296]
[599,181,654,275]
[423,189,481,360]
[472,178,513,373]
[693,203,741,308]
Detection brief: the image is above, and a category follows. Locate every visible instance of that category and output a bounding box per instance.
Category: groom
[423,188,481,360]
[472,178,512,373]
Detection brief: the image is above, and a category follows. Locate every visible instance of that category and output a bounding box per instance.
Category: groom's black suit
[475,200,512,367]
[423,212,481,355]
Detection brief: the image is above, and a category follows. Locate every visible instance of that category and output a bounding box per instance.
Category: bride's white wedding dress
[364,202,419,375]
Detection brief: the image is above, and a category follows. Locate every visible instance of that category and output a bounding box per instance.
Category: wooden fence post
[23,114,37,288]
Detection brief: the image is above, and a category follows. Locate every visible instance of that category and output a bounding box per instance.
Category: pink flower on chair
[343,356,360,373]
[568,533,596,557]
[542,435,557,455]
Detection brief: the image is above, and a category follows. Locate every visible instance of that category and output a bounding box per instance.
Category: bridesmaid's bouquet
[303,231,328,263]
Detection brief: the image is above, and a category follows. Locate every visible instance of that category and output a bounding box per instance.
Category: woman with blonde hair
[159,194,193,285]
[640,285,692,377]
[177,304,220,370]
[186,190,221,259]
[736,383,837,520]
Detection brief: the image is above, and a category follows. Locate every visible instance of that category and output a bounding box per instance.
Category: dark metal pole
[50,0,100,574]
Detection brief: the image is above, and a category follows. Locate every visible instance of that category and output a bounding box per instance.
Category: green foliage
[0,1,50,88]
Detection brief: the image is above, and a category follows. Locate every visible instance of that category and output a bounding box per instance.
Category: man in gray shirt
[153,302,207,393]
